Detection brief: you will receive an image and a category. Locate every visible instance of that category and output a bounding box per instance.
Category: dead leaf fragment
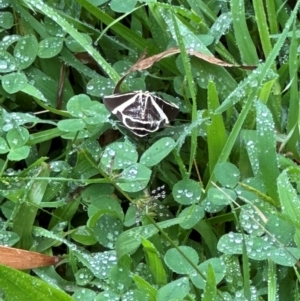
[0,246,61,270]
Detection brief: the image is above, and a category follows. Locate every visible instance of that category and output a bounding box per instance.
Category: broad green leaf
[14,35,38,69]
[0,0,10,9]
[100,140,138,172]
[57,119,85,132]
[116,163,151,192]
[86,76,115,98]
[116,217,186,258]
[0,35,20,50]
[0,230,19,246]
[0,51,17,73]
[71,226,97,246]
[66,94,93,117]
[44,16,66,37]
[81,184,115,201]
[269,248,300,266]
[95,290,119,301]
[73,289,97,301]
[6,127,29,148]
[82,103,110,124]
[38,37,64,58]
[156,277,189,301]
[265,215,295,245]
[164,246,198,274]
[214,162,240,188]
[0,11,13,29]
[108,265,132,294]
[74,250,118,280]
[178,205,204,229]
[35,227,118,280]
[140,138,176,167]
[124,205,137,227]
[239,204,266,236]
[2,72,28,93]
[190,258,225,289]
[0,265,73,301]
[88,195,124,221]
[217,233,288,262]
[207,187,236,206]
[93,214,123,248]
[0,137,9,154]
[110,0,138,13]
[173,179,201,205]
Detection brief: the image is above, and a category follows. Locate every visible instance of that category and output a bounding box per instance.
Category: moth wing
[153,96,179,122]
[103,92,137,112]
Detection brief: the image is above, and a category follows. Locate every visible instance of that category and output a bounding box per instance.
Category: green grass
[0,0,300,300]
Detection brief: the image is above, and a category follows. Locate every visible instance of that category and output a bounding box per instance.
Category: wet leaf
[207,187,236,206]
[66,94,94,117]
[44,16,66,37]
[14,35,38,70]
[100,140,138,172]
[93,213,123,248]
[156,277,189,301]
[116,163,152,193]
[95,290,119,301]
[108,265,132,294]
[0,137,9,154]
[218,232,275,261]
[140,137,176,167]
[178,205,204,229]
[0,264,73,300]
[173,179,201,205]
[65,34,93,52]
[0,11,13,29]
[57,119,85,132]
[88,195,124,220]
[2,72,28,93]
[214,162,240,188]
[0,51,17,73]
[0,230,19,246]
[6,127,29,148]
[38,37,64,58]
[75,268,94,286]
[73,288,97,301]
[86,76,115,98]
[7,145,30,161]
[71,226,97,246]
[164,246,198,274]
[75,250,117,280]
[110,0,138,13]
[190,258,225,290]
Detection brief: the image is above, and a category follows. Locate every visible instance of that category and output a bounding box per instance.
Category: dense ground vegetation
[0,0,300,300]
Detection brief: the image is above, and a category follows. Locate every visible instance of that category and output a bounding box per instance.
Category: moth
[103,91,179,137]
